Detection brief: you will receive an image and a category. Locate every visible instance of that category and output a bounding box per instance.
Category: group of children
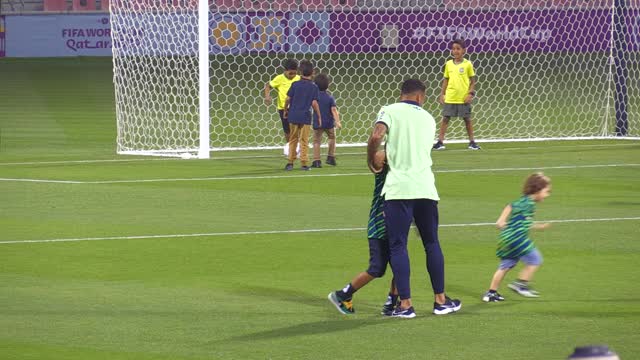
[265,39,482,172]
[265,42,553,316]
[264,59,341,171]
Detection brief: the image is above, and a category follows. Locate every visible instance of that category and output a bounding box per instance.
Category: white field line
[0,178,83,184]
[1,217,638,245]
[1,163,638,185]
[0,142,637,167]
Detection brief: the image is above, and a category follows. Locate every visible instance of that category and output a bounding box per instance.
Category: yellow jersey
[269,74,301,110]
[443,59,476,104]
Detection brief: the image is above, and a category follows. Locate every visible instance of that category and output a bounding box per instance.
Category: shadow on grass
[227,285,329,308]
[226,317,386,342]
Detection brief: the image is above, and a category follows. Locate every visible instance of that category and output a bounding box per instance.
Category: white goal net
[111,0,639,157]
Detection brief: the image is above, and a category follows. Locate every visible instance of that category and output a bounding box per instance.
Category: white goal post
[110,0,639,158]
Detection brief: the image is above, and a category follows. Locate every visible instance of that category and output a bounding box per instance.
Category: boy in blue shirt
[311,73,342,168]
[284,60,321,171]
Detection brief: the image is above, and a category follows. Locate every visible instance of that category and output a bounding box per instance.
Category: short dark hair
[522,172,551,195]
[451,38,466,49]
[283,58,298,71]
[314,73,330,91]
[299,60,314,77]
[400,79,426,95]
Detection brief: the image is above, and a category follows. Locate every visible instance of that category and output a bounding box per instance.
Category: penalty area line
[1,217,638,245]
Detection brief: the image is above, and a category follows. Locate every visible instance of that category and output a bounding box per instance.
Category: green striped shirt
[367,169,387,240]
[496,195,536,258]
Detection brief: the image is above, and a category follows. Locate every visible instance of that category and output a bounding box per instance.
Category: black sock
[385,293,399,306]
[489,289,497,293]
[338,283,355,299]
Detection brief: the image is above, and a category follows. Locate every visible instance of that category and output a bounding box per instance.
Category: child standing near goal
[433,39,480,150]
[264,59,300,156]
[284,60,321,171]
[311,73,341,168]
[482,172,552,302]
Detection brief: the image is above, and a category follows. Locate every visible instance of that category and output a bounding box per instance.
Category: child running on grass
[483,172,552,302]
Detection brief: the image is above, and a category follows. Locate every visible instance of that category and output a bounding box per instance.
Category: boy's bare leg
[463,117,475,142]
[438,117,450,142]
[518,265,539,282]
[489,268,510,290]
[350,272,375,290]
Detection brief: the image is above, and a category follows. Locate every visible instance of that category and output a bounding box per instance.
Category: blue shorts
[498,249,543,270]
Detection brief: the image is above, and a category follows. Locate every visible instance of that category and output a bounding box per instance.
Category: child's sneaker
[284,163,293,171]
[482,291,505,302]
[433,296,462,315]
[391,306,416,319]
[468,141,481,150]
[327,291,354,315]
[508,282,540,297]
[433,141,445,150]
[326,156,337,166]
[311,160,322,168]
[380,297,398,316]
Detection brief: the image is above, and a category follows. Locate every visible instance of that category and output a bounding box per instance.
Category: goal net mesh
[111,0,639,155]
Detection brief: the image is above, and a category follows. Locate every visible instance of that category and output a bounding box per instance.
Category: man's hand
[264,96,272,106]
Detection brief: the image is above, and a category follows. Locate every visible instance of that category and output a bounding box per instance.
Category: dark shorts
[443,103,471,118]
[278,110,290,134]
[366,237,390,278]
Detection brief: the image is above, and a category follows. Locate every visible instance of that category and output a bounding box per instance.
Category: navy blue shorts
[278,110,290,134]
[366,238,390,278]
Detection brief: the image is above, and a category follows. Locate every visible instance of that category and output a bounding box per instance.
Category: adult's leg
[414,199,446,304]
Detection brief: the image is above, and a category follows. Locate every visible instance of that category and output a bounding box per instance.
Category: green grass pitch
[1,57,639,359]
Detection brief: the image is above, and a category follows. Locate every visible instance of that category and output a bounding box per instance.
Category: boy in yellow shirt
[434,39,480,150]
[264,59,300,156]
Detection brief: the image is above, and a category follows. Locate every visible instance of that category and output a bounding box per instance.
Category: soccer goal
[110,0,639,158]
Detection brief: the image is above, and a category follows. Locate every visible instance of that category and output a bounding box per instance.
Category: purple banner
[330,10,612,53]
[0,16,5,57]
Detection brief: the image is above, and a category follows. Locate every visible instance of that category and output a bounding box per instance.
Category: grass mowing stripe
[1,216,638,245]
[0,142,638,166]
[2,163,638,184]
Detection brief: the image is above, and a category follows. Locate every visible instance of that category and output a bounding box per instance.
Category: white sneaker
[283,143,289,157]
[508,283,540,298]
